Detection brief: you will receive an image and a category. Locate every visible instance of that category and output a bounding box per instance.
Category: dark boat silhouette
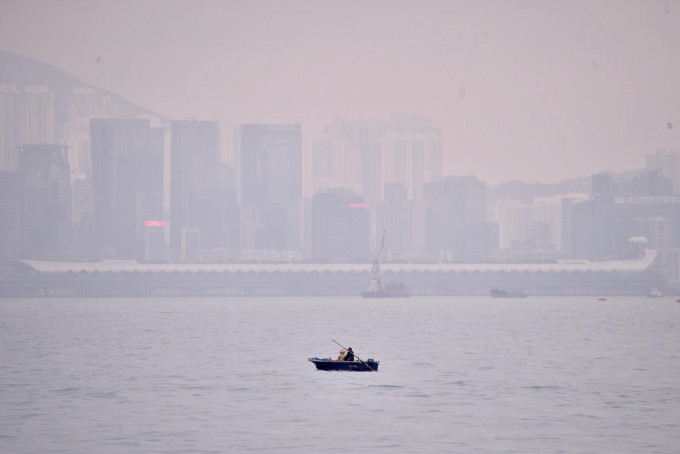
[308,357,379,372]
[490,287,528,298]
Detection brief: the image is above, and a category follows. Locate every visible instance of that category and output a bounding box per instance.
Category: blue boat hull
[308,358,379,372]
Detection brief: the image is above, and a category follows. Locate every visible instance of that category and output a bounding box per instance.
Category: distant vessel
[647,288,663,298]
[490,287,528,298]
[361,230,410,298]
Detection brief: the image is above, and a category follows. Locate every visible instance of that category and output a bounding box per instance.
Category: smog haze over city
[2,0,678,184]
[3,3,680,453]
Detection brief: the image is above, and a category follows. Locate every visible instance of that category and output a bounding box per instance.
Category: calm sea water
[1,296,679,453]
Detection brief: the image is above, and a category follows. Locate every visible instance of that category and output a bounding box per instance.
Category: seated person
[337,348,347,361]
[344,347,355,361]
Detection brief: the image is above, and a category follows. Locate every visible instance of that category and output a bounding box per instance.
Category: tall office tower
[170,120,221,253]
[646,149,680,194]
[22,86,55,145]
[379,113,442,200]
[0,171,23,273]
[144,220,166,262]
[64,119,92,178]
[322,118,387,205]
[213,163,240,255]
[424,176,496,261]
[137,191,163,247]
[18,144,72,258]
[237,123,302,250]
[311,188,370,262]
[66,87,118,179]
[0,85,23,170]
[90,118,164,259]
[303,137,347,198]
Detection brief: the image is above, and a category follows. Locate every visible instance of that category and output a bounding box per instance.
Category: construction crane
[366,230,387,293]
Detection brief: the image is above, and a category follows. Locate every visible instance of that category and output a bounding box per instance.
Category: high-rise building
[22,86,54,145]
[424,176,496,261]
[322,114,442,204]
[322,118,387,205]
[215,163,240,254]
[1,85,56,171]
[490,195,587,252]
[170,120,221,251]
[311,188,370,262]
[569,172,680,260]
[379,113,442,200]
[18,144,72,258]
[0,171,23,273]
[69,87,118,123]
[303,137,348,198]
[647,149,680,194]
[0,85,22,171]
[143,220,166,262]
[237,123,302,250]
[90,118,164,259]
[238,123,302,207]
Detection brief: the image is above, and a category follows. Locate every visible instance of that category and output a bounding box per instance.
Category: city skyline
[1,0,678,184]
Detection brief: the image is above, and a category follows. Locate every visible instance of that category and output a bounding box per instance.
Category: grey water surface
[1,296,679,453]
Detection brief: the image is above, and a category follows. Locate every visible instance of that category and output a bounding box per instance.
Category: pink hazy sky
[1,0,678,184]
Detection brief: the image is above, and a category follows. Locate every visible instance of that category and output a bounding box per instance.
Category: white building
[490,194,588,251]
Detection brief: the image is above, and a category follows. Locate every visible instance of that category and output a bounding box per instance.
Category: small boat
[308,357,379,372]
[598,297,607,301]
[647,288,663,298]
[490,287,528,298]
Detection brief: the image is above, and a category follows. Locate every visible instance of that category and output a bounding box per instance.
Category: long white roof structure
[20,249,658,275]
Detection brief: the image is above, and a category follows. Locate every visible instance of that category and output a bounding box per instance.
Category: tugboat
[490,287,528,298]
[361,230,409,298]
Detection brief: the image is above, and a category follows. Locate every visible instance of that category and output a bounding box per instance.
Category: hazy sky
[1,0,678,184]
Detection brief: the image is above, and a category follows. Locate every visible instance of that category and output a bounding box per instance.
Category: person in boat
[344,347,355,362]
[337,348,347,361]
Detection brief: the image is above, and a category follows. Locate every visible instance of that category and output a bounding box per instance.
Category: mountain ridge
[0,50,166,136]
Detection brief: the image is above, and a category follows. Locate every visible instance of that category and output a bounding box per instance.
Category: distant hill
[487,177,591,203]
[0,50,165,137]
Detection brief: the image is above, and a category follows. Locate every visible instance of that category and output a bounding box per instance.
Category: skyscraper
[303,137,347,198]
[0,171,23,272]
[322,118,386,205]
[646,149,680,195]
[0,85,22,171]
[237,123,302,250]
[424,176,496,261]
[170,120,221,251]
[311,188,370,262]
[90,118,164,259]
[379,113,442,200]
[18,144,72,258]
[322,114,442,204]
[22,86,54,145]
